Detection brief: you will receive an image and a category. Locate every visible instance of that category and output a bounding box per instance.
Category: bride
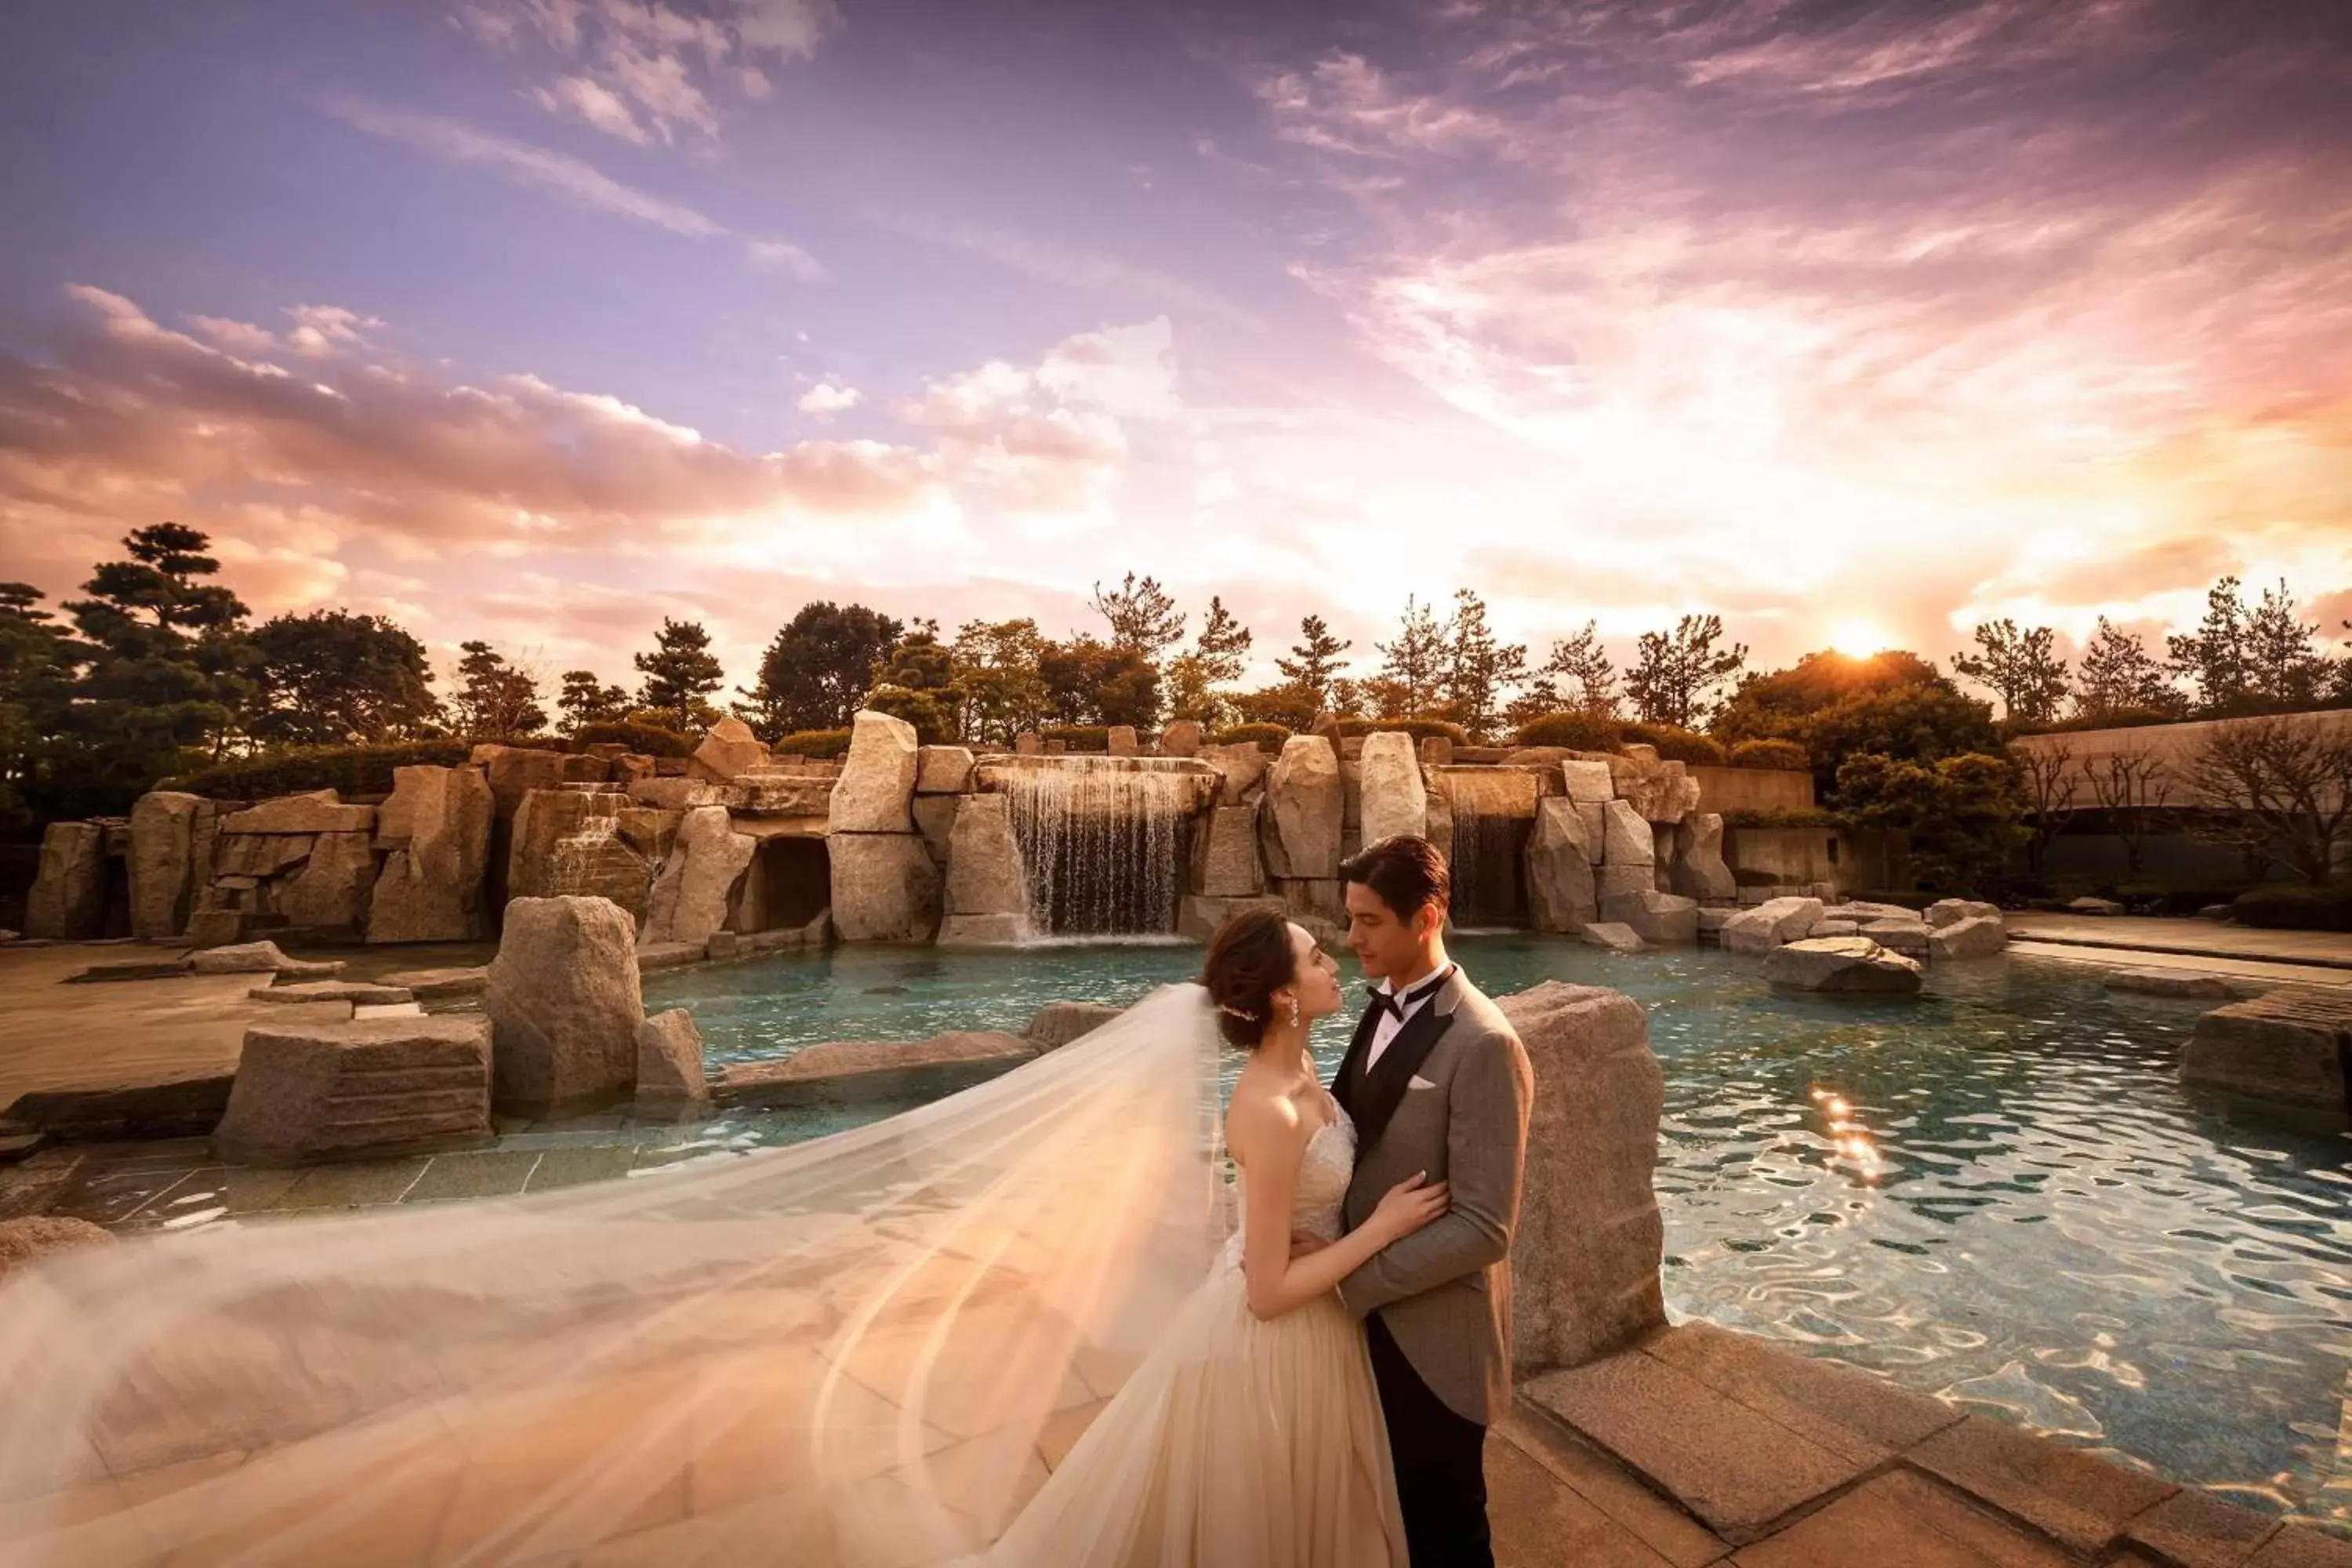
[988,907,1440,1566]
[0,908,1440,1567]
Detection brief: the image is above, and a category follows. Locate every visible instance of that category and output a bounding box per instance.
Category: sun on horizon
[1826,619,1889,658]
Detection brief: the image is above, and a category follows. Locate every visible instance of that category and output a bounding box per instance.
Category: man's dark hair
[1341,834,1450,920]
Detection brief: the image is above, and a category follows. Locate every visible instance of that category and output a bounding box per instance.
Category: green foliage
[866,624,960,742]
[1229,683,1321,734]
[0,582,78,835]
[1512,711,1625,751]
[162,742,472,802]
[2073,618,2184,722]
[40,524,256,818]
[2230,884,2352,931]
[1618,722,1727,766]
[1727,738,1810,771]
[1720,808,1856,830]
[1335,717,1471,745]
[867,684,956,744]
[1624,614,1746,728]
[247,610,441,746]
[633,618,725,729]
[1513,620,1617,729]
[1835,750,2027,896]
[772,728,853,759]
[1439,589,1527,742]
[1713,649,1944,744]
[1375,596,1449,717]
[1038,637,1161,729]
[572,720,695,758]
[1211,722,1291,751]
[1165,596,1253,727]
[737,601,902,739]
[951,619,1052,744]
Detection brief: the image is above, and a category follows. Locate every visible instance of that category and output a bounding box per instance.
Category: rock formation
[1357,731,1428,845]
[1765,937,1924,994]
[212,1016,493,1165]
[1261,735,1344,880]
[368,765,495,942]
[484,895,644,1112]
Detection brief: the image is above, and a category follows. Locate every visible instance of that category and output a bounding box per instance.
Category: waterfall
[1438,769,1538,928]
[994,757,1198,936]
[546,789,657,920]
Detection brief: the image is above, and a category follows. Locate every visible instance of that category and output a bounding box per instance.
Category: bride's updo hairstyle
[1200,906,1296,1049]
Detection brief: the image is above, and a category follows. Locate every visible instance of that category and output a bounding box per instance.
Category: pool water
[647,936,2352,1534]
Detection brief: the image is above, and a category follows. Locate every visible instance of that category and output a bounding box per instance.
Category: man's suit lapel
[1330,1003,1382,1119]
[1350,980,1460,1154]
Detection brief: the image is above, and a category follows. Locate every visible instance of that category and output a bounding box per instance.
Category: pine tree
[1375,595,1448,716]
[1441,589,1527,742]
[2168,577,2254,713]
[247,611,441,746]
[634,618,725,729]
[1951,619,2070,724]
[0,583,78,831]
[1167,597,1254,725]
[735,602,902,738]
[2243,579,2327,708]
[1527,619,1617,717]
[1089,573,1185,661]
[1624,614,1748,729]
[453,642,547,739]
[2075,617,2180,720]
[558,670,632,734]
[1276,615,1352,704]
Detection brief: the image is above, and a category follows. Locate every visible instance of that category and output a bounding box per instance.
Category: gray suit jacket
[1334,968,1534,1426]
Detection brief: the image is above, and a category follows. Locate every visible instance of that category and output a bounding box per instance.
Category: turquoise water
[648,936,2352,1534]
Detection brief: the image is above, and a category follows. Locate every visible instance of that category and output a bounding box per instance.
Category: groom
[1330,833,1533,1567]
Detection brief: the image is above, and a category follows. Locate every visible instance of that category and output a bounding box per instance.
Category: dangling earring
[1288,996,1301,1029]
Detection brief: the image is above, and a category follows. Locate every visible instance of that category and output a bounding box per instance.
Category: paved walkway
[2009,913,2352,968]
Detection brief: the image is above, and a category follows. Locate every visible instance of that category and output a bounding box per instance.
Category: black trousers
[1367,1312,1491,1568]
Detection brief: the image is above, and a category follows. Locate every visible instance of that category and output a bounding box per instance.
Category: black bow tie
[1367,969,1449,1023]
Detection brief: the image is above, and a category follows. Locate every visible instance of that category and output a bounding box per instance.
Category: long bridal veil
[0,984,1229,1567]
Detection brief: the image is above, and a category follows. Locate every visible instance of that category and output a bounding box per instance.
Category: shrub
[2230,884,2352,931]
[1042,724,1112,752]
[772,728,853,760]
[1728,738,1810,771]
[572,720,695,759]
[1211,722,1291,752]
[1720,808,1855,831]
[1336,717,1472,746]
[1512,712,1625,751]
[1619,722,1728,767]
[163,742,473,802]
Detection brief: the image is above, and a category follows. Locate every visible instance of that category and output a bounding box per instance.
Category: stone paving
[2008,914,2352,971]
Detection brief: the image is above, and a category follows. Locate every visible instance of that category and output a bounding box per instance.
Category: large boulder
[2180,987,2352,1109]
[1928,914,2007,961]
[1600,889,1700,945]
[1599,800,1655,866]
[915,745,976,795]
[633,1007,709,1107]
[1561,759,1615,804]
[1719,895,1824,954]
[1579,921,1645,953]
[1191,803,1265,898]
[689,717,770,783]
[368,765,495,943]
[1668,812,1737,902]
[2105,968,2240,1000]
[212,1016,494,1165]
[827,832,942,943]
[1861,917,1932,959]
[0,1218,114,1285]
[642,806,756,947]
[1925,898,2001,930]
[1357,731,1428,845]
[24,820,108,940]
[189,942,346,978]
[129,792,214,939]
[219,790,375,836]
[1261,735,1343,879]
[1179,893,1286,944]
[1765,937,1924,994]
[829,710,920,833]
[1526,799,1599,933]
[1199,742,1271,806]
[1160,720,1202,758]
[1497,983,1667,1375]
[944,793,1029,916]
[485,895,644,1112]
[276,831,376,931]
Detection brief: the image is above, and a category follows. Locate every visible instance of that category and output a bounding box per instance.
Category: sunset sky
[3,0,2349,696]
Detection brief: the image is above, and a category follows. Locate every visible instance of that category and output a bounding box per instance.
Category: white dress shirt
[1364,964,1458,1072]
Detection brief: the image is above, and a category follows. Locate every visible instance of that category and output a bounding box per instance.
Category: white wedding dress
[985,1102,1408,1567]
[0,986,1403,1567]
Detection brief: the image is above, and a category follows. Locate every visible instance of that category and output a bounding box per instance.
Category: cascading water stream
[1438,769,1537,928]
[993,757,1198,936]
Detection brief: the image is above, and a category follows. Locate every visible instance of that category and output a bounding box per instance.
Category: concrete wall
[1723,825,1910,895]
[2011,710,2352,810]
[1689,766,1814,815]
